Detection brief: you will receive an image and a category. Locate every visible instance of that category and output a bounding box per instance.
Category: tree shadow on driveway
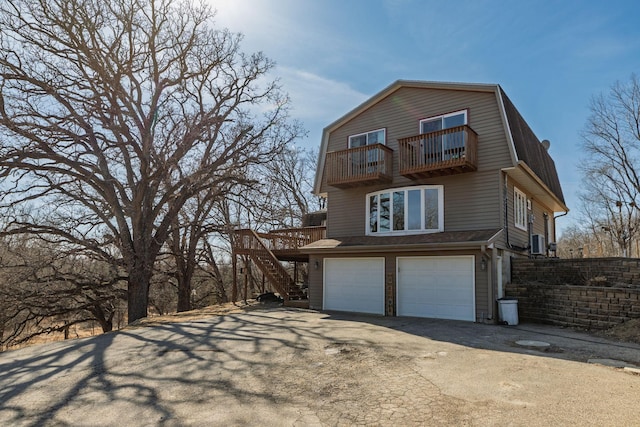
[0,309,339,426]
[2,307,639,426]
[320,310,640,366]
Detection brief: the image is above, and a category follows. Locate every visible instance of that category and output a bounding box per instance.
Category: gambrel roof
[314,80,568,213]
[499,90,565,206]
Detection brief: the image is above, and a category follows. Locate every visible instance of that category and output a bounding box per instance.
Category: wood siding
[308,84,563,320]
[327,170,502,238]
[321,87,512,239]
[506,177,556,250]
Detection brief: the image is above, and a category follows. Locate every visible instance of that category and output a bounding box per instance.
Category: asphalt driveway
[1,307,639,426]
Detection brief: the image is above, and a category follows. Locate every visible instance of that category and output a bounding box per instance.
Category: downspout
[553,211,569,244]
[503,172,511,249]
[528,210,534,258]
[543,213,549,257]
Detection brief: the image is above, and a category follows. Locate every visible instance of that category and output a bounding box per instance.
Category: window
[514,187,527,230]
[348,129,385,148]
[366,185,444,235]
[419,110,468,163]
[419,110,467,134]
[348,129,386,173]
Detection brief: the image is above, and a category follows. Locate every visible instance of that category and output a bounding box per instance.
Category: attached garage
[323,258,385,315]
[397,256,475,321]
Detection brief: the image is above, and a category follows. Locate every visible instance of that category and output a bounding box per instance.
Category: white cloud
[276,67,369,124]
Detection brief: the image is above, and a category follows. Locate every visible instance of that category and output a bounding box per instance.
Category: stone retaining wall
[506,258,640,330]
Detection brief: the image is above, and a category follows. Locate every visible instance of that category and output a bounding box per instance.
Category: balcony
[325,143,393,188]
[234,226,326,262]
[399,125,478,179]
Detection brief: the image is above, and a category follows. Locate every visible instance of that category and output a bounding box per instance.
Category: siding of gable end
[320,87,513,194]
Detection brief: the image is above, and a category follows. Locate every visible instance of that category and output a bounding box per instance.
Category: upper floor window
[349,129,385,148]
[514,187,527,231]
[419,110,468,162]
[419,110,467,134]
[367,185,444,235]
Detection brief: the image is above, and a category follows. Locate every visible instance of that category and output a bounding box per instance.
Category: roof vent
[541,139,550,150]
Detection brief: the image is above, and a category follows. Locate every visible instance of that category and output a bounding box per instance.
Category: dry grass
[5,323,104,351]
[3,301,265,352]
[125,301,263,328]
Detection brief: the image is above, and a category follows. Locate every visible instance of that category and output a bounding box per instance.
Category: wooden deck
[325,144,393,188]
[234,226,326,262]
[232,226,326,303]
[398,125,478,179]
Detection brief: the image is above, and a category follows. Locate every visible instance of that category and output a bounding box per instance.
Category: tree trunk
[210,258,228,303]
[176,272,193,312]
[232,253,238,303]
[91,304,114,332]
[128,271,150,323]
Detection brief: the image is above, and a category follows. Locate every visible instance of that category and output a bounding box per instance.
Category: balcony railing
[398,125,478,179]
[259,226,327,254]
[234,226,326,262]
[326,143,393,188]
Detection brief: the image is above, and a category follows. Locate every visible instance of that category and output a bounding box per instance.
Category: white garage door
[397,256,475,321]
[324,258,385,315]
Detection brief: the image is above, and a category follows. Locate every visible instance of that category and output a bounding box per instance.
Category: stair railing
[234,229,305,300]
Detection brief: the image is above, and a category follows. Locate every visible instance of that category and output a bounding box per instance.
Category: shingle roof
[500,89,566,205]
[301,229,502,252]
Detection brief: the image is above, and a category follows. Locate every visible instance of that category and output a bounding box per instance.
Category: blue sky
[213,0,640,235]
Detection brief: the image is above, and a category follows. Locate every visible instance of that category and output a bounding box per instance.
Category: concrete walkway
[1,308,639,426]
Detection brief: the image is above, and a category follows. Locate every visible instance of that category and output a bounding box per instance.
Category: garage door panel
[397,256,475,321]
[324,258,384,315]
[400,302,470,320]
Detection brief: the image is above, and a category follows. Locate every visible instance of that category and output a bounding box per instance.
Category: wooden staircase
[233,229,307,301]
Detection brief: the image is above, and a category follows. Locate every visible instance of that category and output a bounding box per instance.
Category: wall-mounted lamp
[481,258,487,271]
[314,260,319,270]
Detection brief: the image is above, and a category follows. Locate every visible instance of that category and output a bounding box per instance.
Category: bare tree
[0,237,126,349]
[579,74,640,257]
[0,0,301,322]
[167,185,231,312]
[262,146,320,228]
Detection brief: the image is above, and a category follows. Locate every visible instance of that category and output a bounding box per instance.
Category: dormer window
[367,185,444,235]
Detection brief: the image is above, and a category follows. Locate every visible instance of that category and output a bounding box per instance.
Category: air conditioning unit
[531,234,545,255]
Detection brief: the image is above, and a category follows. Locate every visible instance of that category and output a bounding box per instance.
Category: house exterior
[301,80,568,323]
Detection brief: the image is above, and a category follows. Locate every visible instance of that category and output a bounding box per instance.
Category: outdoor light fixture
[314,260,319,270]
[481,258,487,271]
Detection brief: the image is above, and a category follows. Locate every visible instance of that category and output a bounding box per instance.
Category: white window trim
[419,109,468,133]
[348,128,386,148]
[365,185,444,236]
[514,187,527,231]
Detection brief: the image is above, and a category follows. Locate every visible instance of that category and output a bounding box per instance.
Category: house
[300,80,568,322]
